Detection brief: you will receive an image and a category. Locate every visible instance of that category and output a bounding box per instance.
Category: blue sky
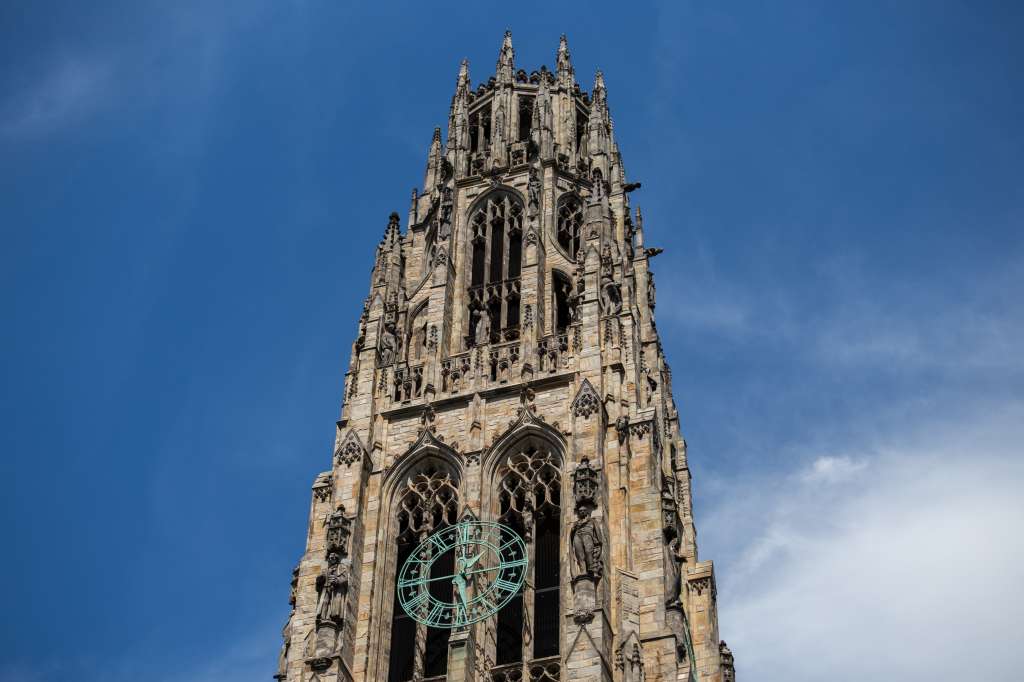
[2,1,1022,680]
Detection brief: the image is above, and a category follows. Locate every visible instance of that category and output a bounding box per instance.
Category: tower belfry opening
[275,32,736,682]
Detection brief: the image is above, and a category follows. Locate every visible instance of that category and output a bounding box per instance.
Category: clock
[397,520,527,628]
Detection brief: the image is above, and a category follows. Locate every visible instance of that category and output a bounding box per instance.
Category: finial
[594,70,606,93]
[454,59,470,98]
[432,126,441,144]
[497,30,515,84]
[557,34,574,84]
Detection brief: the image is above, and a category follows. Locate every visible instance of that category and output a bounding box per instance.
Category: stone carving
[527,164,541,217]
[312,471,332,502]
[275,618,291,680]
[647,270,656,310]
[325,504,353,556]
[378,320,398,366]
[600,245,622,315]
[315,552,350,624]
[289,564,299,610]
[438,185,453,240]
[571,379,602,420]
[615,414,630,444]
[336,430,366,468]
[570,460,603,581]
[720,641,736,682]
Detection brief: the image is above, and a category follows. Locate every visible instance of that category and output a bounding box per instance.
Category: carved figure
[527,165,541,215]
[647,271,656,310]
[315,552,349,624]
[474,311,490,346]
[664,533,686,607]
[600,270,622,315]
[570,500,604,580]
[378,321,397,366]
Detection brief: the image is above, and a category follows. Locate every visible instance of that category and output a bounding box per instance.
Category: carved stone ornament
[615,415,630,444]
[570,475,603,582]
[325,504,353,557]
[335,430,367,468]
[571,379,602,420]
[312,471,332,502]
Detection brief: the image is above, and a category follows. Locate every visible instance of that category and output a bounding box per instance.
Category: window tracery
[387,467,460,682]
[555,195,583,260]
[493,444,562,671]
[467,192,524,347]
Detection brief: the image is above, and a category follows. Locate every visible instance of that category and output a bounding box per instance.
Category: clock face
[397,520,527,628]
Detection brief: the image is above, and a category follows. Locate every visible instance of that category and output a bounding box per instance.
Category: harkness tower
[274,33,737,682]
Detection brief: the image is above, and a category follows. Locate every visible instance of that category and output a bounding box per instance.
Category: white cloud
[0,57,112,138]
[799,455,867,484]
[702,403,1024,680]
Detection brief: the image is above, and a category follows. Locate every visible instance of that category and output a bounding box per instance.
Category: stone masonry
[274,33,736,682]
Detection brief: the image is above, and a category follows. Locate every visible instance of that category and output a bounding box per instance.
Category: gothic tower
[275,33,736,682]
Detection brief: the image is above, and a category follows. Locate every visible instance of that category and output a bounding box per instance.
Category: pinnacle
[594,69,606,91]
[431,126,441,143]
[502,29,513,50]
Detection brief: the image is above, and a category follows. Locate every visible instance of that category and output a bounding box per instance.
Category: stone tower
[275,33,736,682]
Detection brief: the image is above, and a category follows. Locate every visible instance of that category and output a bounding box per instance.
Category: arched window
[467,192,524,347]
[493,444,562,675]
[556,195,583,260]
[387,468,460,682]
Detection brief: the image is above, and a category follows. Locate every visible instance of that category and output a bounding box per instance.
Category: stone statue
[527,165,541,216]
[647,271,656,310]
[570,500,604,580]
[474,311,490,346]
[663,533,686,607]
[378,320,397,366]
[578,129,589,160]
[315,552,350,624]
[600,270,622,315]
[438,185,453,240]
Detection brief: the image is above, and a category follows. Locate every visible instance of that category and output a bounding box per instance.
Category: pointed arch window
[493,444,562,675]
[556,195,583,260]
[467,192,524,347]
[387,468,460,682]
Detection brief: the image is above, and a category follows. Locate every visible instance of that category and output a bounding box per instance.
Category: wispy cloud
[0,56,113,138]
[702,402,1024,680]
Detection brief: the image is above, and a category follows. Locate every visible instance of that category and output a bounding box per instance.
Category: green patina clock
[397,520,527,628]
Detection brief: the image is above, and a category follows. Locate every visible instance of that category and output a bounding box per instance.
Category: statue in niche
[527,165,541,217]
[663,531,686,608]
[378,320,398,366]
[578,129,589,160]
[600,265,622,315]
[647,271,656,310]
[473,311,490,347]
[315,552,350,624]
[570,498,604,581]
[438,185,453,240]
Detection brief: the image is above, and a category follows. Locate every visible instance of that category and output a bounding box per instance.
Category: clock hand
[404,563,503,585]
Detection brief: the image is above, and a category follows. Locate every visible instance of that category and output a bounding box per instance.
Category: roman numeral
[494,578,520,595]
[404,590,429,611]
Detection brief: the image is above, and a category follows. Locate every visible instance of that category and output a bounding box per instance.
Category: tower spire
[556,34,574,88]
[496,30,515,84]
